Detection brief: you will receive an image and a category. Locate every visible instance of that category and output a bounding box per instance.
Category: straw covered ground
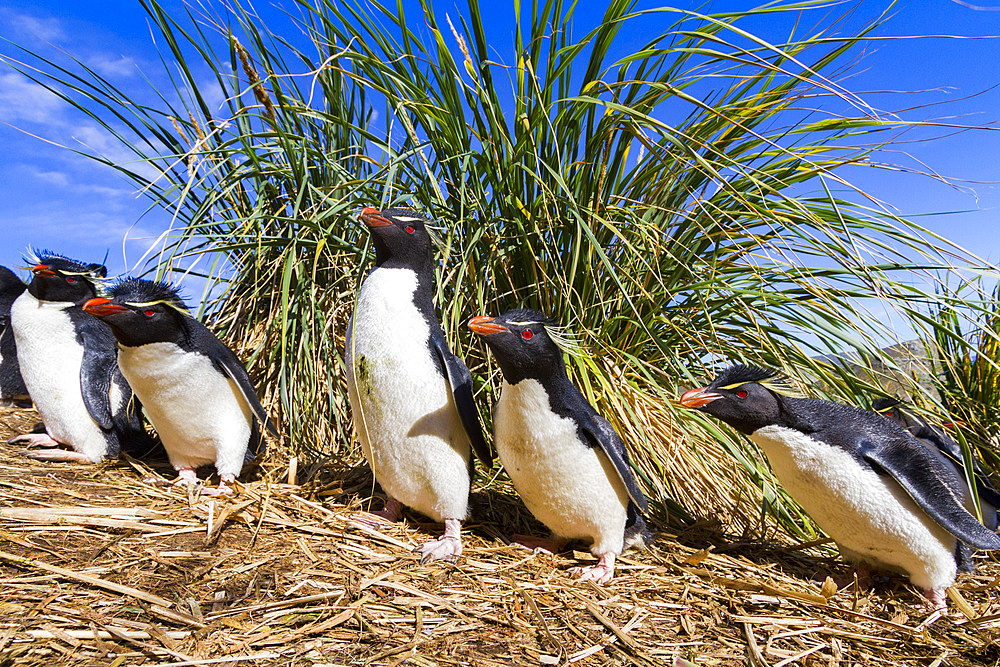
[1,405,999,666]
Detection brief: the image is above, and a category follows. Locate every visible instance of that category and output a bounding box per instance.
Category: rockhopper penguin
[680,365,1000,609]
[345,207,492,561]
[873,397,1000,530]
[0,266,28,404]
[83,279,276,495]
[468,309,651,583]
[9,251,147,462]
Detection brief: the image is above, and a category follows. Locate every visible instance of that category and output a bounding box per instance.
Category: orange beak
[32,264,55,277]
[679,387,723,409]
[468,315,508,336]
[82,297,127,317]
[359,207,392,228]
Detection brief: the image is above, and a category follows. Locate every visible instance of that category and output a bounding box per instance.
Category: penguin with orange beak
[8,251,146,462]
[468,309,651,583]
[83,278,276,495]
[680,364,1000,610]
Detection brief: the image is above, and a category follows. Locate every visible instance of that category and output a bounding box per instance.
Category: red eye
[144,310,156,317]
[66,277,76,283]
[736,390,748,398]
[405,225,415,234]
[885,410,893,417]
[522,330,533,340]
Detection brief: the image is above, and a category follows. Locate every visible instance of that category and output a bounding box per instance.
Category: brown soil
[0,405,998,666]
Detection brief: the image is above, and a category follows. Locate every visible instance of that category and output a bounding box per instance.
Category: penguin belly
[751,424,958,590]
[10,293,109,461]
[494,379,629,556]
[345,267,471,523]
[118,342,252,476]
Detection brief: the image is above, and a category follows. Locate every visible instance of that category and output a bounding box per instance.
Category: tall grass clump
[5,0,997,533]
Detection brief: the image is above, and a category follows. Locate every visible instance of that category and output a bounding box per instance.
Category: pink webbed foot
[352,498,403,529]
[200,474,236,496]
[512,534,569,555]
[571,552,616,585]
[18,448,95,463]
[170,468,200,488]
[8,432,61,448]
[922,588,948,613]
[417,518,463,563]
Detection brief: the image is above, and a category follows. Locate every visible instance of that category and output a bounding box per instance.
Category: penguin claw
[416,518,463,563]
[8,432,60,448]
[922,588,949,613]
[570,552,616,585]
[417,536,462,562]
[17,448,95,463]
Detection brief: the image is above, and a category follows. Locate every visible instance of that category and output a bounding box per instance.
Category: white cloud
[89,54,137,78]
[0,72,67,125]
[1,10,66,44]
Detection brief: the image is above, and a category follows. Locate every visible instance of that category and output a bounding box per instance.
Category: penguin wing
[430,330,492,466]
[194,327,278,437]
[861,438,1000,550]
[582,414,649,513]
[78,316,118,430]
[915,426,1000,508]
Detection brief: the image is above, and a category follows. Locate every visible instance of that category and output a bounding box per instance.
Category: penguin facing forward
[83,279,277,495]
[345,207,492,562]
[680,365,1000,610]
[9,251,147,462]
[873,398,1000,530]
[0,266,28,404]
[468,309,651,583]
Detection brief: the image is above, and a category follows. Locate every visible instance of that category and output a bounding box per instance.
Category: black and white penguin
[680,365,1000,609]
[345,206,492,561]
[873,397,1000,530]
[468,309,651,583]
[9,251,147,462]
[0,266,28,404]
[83,279,276,495]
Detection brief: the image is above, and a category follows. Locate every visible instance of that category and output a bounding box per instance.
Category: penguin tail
[624,503,654,551]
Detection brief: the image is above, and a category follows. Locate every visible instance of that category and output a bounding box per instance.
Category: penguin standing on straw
[9,251,146,462]
[84,278,276,495]
[345,207,492,561]
[680,364,1000,610]
[469,308,651,583]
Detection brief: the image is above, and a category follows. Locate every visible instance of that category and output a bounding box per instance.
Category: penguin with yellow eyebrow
[469,308,651,583]
[9,251,146,462]
[0,266,28,404]
[84,278,276,495]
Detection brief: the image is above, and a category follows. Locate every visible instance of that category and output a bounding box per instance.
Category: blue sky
[0,0,999,291]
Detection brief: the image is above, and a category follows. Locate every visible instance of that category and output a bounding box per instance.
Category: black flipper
[192,322,277,437]
[77,314,117,431]
[860,439,1000,551]
[430,329,492,466]
[581,414,649,513]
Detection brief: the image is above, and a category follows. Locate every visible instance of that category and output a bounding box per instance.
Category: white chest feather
[118,342,251,475]
[494,379,628,555]
[751,424,958,589]
[344,267,470,522]
[10,292,108,460]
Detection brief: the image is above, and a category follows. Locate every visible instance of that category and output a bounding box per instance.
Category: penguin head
[359,207,434,267]
[679,364,793,434]
[0,266,26,309]
[872,397,918,431]
[468,308,566,384]
[82,278,190,347]
[26,251,106,304]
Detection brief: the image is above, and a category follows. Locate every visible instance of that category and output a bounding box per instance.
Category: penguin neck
[500,358,571,392]
[372,253,437,316]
